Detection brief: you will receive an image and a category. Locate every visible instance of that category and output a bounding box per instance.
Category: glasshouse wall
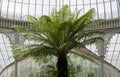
[0,54,120,77]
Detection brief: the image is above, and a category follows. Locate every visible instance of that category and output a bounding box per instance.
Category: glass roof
[0,34,14,71]
[0,0,120,72]
[0,0,119,19]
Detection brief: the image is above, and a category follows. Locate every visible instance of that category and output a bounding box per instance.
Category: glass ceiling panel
[0,34,14,72]
[0,0,119,19]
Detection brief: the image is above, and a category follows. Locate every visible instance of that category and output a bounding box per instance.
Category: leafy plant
[12,5,104,77]
[27,54,97,77]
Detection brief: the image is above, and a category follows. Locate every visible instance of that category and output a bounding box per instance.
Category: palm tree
[13,5,104,77]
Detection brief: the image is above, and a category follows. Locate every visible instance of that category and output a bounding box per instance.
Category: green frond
[69,8,95,38]
[13,5,105,61]
[28,46,57,60]
[72,9,82,22]
[12,44,57,60]
[81,37,104,45]
[56,21,72,44]
[75,30,105,40]
[27,15,41,31]
[50,5,74,24]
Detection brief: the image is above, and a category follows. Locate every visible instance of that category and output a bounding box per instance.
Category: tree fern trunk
[57,56,68,77]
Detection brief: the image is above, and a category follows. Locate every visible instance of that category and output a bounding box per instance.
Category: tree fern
[12,5,104,77]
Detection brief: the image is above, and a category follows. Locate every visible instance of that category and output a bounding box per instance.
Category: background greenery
[28,53,98,77]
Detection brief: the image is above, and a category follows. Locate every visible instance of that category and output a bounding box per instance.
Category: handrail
[0,17,120,33]
[86,18,120,31]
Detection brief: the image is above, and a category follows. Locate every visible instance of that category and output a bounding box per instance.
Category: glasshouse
[0,0,120,77]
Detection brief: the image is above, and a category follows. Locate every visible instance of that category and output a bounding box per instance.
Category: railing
[0,17,120,33]
[0,18,29,29]
[86,18,120,31]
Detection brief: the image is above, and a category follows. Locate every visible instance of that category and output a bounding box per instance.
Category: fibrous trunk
[57,56,68,77]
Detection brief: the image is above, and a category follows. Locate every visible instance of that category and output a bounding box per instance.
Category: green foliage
[12,5,104,60]
[12,5,105,77]
[27,54,97,77]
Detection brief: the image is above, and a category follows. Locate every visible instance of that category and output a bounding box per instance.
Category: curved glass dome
[0,0,120,72]
[0,0,119,19]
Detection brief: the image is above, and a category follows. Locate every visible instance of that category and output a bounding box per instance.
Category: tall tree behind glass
[12,5,104,77]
